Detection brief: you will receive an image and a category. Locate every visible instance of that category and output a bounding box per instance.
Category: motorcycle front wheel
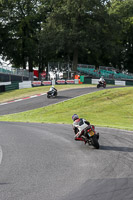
[97,84,100,88]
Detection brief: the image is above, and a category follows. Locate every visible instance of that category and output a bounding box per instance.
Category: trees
[109,0,133,72]
[42,0,111,71]
[1,0,133,74]
[0,0,48,74]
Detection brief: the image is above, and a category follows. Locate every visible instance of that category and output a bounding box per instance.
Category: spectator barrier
[42,81,52,86]
[0,78,133,93]
[115,81,126,86]
[66,80,75,84]
[31,81,41,87]
[19,81,32,89]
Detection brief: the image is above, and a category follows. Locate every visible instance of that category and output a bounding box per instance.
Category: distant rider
[99,76,105,84]
[72,114,91,143]
[49,85,57,96]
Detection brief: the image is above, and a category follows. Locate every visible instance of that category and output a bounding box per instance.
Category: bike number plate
[88,130,94,136]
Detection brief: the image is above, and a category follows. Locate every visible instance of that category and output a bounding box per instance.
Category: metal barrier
[0,67,29,77]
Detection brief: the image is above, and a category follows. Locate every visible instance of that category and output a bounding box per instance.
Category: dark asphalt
[0,122,133,200]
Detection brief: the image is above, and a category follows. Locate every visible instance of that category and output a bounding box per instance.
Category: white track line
[0,93,46,106]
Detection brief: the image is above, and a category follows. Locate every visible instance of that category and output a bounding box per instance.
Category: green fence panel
[126,80,133,86]
[84,77,91,84]
[105,79,115,85]
[5,82,19,91]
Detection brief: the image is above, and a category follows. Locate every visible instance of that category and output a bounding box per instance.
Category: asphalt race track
[0,86,133,200]
[0,122,133,200]
[0,85,123,116]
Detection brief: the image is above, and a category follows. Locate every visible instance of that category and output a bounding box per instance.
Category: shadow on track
[0,183,10,185]
[54,96,71,99]
[100,145,133,152]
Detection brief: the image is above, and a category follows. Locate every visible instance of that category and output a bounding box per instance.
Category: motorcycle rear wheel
[91,135,99,149]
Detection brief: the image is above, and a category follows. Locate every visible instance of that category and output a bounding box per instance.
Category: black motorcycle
[47,89,57,98]
[97,81,106,88]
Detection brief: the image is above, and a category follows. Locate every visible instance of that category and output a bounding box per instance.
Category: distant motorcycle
[97,81,106,88]
[47,89,57,98]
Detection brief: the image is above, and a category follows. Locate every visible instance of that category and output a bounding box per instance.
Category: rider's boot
[81,136,87,144]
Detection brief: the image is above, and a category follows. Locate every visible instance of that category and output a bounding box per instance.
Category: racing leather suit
[72,118,90,141]
[49,87,57,95]
[99,77,105,84]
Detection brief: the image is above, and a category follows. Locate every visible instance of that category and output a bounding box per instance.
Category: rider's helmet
[72,114,79,121]
[50,85,55,90]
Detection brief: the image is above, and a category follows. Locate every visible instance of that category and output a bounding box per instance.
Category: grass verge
[0,87,133,131]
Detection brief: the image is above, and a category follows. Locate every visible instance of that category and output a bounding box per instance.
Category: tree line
[0,0,133,74]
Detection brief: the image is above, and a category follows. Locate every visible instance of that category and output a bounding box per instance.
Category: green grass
[0,84,93,103]
[0,87,133,131]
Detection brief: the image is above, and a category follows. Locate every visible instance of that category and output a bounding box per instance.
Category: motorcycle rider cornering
[97,76,106,88]
[72,114,100,149]
[47,85,57,98]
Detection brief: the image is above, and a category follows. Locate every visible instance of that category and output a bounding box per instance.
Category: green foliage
[0,0,49,71]
[109,0,133,72]
[1,0,133,72]
[43,0,111,69]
